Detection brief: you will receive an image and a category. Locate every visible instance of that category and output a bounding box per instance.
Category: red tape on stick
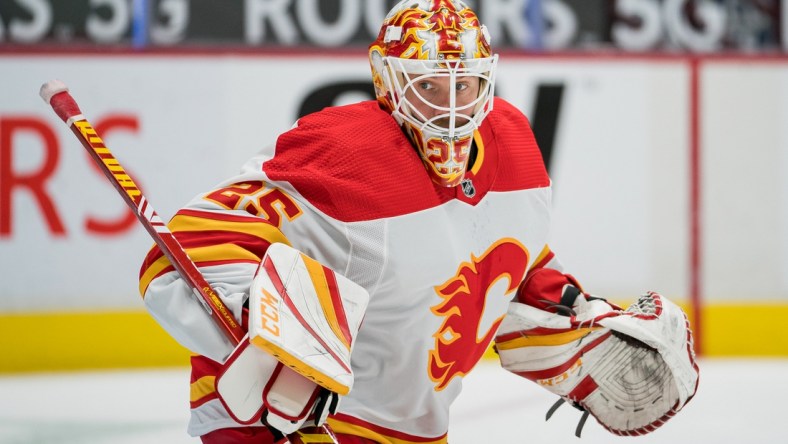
[49,92,82,123]
[39,80,80,122]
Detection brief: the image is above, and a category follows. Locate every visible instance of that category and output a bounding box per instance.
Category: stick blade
[40,80,69,104]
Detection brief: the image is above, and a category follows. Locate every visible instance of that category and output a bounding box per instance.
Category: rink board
[1,301,787,372]
[1,52,788,370]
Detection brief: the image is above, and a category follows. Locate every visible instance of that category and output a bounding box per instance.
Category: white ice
[0,358,783,443]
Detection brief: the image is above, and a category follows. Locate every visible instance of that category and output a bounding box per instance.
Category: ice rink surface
[0,358,784,443]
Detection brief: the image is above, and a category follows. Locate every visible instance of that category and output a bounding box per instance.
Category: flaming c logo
[428,239,530,391]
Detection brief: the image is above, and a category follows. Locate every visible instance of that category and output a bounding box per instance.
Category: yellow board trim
[495,327,603,350]
[699,302,788,356]
[0,311,190,373]
[2,302,788,374]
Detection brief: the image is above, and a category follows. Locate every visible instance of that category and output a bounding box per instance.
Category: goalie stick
[39,79,245,345]
[39,80,338,444]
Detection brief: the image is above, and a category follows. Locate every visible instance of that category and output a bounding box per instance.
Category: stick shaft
[47,88,245,345]
[42,81,337,442]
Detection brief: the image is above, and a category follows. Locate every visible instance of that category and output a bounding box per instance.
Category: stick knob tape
[39,80,82,123]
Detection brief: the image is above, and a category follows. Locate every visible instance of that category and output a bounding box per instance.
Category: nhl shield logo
[461,179,476,198]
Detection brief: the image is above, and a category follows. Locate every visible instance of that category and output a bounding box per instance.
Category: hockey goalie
[136,0,698,442]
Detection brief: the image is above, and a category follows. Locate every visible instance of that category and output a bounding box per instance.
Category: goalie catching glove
[495,267,699,436]
[215,243,369,435]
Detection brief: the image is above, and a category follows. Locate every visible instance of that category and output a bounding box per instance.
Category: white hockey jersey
[139,98,555,443]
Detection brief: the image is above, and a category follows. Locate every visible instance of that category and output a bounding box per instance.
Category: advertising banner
[1,53,690,311]
[0,0,784,52]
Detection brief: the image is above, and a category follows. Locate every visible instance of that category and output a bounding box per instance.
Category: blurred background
[1,0,787,442]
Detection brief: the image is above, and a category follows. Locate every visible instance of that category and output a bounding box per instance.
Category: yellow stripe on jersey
[300,253,351,352]
[139,244,261,297]
[139,211,293,296]
[182,243,261,263]
[168,213,291,245]
[326,418,448,444]
[495,327,603,350]
[139,255,176,297]
[190,375,216,402]
[529,244,552,271]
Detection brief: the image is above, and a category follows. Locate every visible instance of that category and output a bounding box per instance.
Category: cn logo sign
[296,82,565,172]
[0,114,141,238]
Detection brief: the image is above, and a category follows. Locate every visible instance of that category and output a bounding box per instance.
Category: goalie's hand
[215,336,341,435]
[263,387,340,438]
[215,243,368,437]
[496,269,699,436]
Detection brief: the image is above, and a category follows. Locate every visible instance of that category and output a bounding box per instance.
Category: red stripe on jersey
[530,249,555,271]
[177,230,271,257]
[139,230,272,277]
[177,208,266,223]
[139,245,166,278]
[139,208,279,277]
[145,264,175,285]
[143,257,260,295]
[190,354,222,408]
[329,413,448,443]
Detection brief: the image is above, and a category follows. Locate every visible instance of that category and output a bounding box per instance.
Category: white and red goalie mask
[369,0,498,187]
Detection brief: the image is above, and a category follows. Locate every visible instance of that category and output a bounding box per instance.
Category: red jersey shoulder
[263,101,452,222]
[481,98,550,192]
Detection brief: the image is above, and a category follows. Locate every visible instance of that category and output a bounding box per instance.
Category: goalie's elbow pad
[216,243,369,435]
[496,289,699,436]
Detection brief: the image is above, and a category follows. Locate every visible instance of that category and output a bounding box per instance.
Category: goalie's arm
[139,204,292,362]
[513,245,618,315]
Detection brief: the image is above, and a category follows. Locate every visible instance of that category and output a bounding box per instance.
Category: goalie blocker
[216,243,369,435]
[495,267,699,437]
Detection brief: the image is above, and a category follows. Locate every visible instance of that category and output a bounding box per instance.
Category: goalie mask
[369,0,498,187]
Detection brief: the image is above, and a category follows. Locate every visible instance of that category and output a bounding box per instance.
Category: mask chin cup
[410,130,474,188]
